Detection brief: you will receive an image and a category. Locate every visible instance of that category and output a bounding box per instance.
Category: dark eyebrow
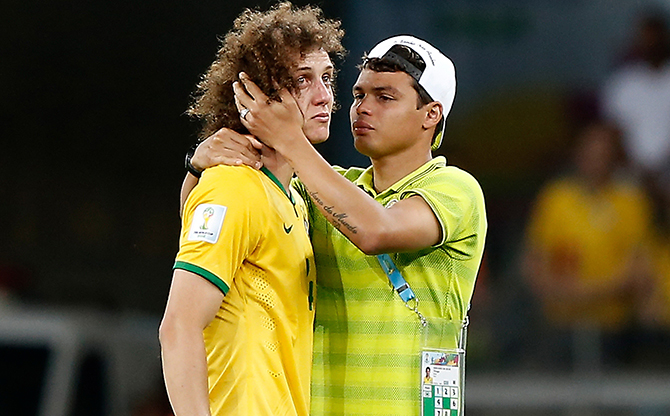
[296,64,334,72]
[353,85,402,95]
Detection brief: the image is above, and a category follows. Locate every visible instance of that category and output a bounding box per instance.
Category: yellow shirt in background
[526,176,652,329]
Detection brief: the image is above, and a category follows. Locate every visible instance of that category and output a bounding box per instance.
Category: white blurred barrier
[0,303,161,416]
[466,372,670,413]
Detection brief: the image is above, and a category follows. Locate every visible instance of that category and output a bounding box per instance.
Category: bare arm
[180,174,200,216]
[179,129,263,215]
[159,270,224,416]
[234,77,441,254]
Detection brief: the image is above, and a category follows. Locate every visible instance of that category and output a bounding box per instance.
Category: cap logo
[396,39,435,66]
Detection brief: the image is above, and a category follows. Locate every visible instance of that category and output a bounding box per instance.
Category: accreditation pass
[420,350,462,416]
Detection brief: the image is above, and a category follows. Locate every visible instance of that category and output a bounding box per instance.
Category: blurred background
[3,0,670,415]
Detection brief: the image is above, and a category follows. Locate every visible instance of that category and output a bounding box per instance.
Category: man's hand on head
[233,72,306,152]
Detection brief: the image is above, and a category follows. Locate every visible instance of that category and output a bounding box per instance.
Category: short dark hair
[360,44,433,109]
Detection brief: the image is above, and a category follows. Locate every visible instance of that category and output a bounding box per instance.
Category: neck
[370,145,433,192]
[584,173,612,193]
[261,147,294,193]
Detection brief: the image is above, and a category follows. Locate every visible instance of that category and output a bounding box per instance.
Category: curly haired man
[158,3,344,416]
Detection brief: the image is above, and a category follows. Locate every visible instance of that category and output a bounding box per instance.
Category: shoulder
[188,165,266,207]
[414,164,488,245]
[537,175,579,196]
[441,166,483,189]
[406,163,486,218]
[611,175,651,205]
[200,165,263,184]
[530,177,581,211]
[337,165,367,181]
[394,164,487,223]
[197,165,264,192]
[415,164,485,202]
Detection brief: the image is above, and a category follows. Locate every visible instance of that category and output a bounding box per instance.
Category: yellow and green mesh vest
[294,157,487,416]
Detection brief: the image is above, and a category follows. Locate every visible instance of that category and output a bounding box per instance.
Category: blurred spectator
[520,121,654,370]
[641,174,670,326]
[636,173,670,368]
[601,11,670,180]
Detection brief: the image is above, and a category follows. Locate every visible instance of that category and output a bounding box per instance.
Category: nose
[312,79,332,107]
[352,95,371,116]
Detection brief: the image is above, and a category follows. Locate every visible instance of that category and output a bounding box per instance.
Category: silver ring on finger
[240,108,250,120]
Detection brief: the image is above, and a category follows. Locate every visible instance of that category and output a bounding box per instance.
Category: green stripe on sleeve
[173,261,230,294]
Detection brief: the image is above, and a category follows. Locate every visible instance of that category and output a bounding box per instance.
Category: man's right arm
[159,269,224,416]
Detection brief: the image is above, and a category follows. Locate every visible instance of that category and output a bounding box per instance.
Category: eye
[296,75,308,86]
[322,73,333,86]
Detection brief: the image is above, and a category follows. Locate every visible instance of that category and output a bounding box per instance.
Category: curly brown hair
[187,1,345,140]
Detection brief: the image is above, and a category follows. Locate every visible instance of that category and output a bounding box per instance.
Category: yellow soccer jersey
[174,165,315,416]
[526,176,652,329]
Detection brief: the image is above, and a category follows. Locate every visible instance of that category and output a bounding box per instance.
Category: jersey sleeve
[174,165,264,294]
[400,167,487,258]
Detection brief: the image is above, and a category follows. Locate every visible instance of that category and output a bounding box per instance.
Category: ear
[423,102,443,130]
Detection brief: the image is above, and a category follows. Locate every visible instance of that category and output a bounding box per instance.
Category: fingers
[220,153,263,170]
[233,81,253,118]
[233,72,268,114]
[244,134,264,150]
[277,88,293,105]
[196,128,263,170]
[238,72,266,102]
[215,129,263,169]
[278,88,304,118]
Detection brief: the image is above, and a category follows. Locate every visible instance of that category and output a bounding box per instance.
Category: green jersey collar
[354,156,447,198]
[260,166,295,203]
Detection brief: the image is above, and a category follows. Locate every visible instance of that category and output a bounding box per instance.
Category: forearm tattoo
[308,190,358,234]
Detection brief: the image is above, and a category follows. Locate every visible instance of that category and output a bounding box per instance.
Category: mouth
[352,119,373,134]
[311,112,330,122]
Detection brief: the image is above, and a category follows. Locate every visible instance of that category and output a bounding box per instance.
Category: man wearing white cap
[187,35,487,416]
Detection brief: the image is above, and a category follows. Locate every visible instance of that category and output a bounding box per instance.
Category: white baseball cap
[366,35,456,150]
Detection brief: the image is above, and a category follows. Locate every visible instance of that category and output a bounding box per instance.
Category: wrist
[276,129,308,155]
[185,142,203,178]
[282,134,316,168]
